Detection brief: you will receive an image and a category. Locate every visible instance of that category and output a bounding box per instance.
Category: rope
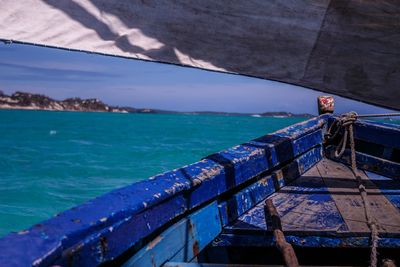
[326,111,379,267]
[265,199,299,267]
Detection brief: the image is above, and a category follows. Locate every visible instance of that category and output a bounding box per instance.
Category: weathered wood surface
[226,159,345,234]
[219,145,323,226]
[365,171,400,211]
[123,202,221,267]
[316,159,400,235]
[226,159,400,237]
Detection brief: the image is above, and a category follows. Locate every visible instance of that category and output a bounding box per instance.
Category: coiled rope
[326,111,383,267]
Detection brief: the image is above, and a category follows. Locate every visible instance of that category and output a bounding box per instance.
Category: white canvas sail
[0,0,399,110]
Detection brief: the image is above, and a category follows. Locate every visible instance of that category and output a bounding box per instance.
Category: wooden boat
[0,113,399,266]
[1,1,399,266]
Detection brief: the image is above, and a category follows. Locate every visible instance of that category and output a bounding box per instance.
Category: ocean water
[0,110,305,237]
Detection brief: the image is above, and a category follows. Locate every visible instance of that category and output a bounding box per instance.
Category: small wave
[69,139,93,145]
[49,130,57,135]
[273,115,287,118]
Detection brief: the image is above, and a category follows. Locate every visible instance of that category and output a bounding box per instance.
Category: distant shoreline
[0,91,314,117]
[0,107,314,118]
[0,105,119,113]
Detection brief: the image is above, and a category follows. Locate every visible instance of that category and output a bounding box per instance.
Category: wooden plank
[164,263,271,267]
[316,159,368,233]
[364,171,400,211]
[123,202,222,267]
[316,159,400,234]
[353,120,400,150]
[325,145,400,179]
[213,233,400,248]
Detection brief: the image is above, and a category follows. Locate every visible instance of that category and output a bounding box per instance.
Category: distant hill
[0,91,313,117]
[0,91,129,113]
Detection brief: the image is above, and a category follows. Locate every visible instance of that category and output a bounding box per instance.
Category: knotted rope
[326,112,379,267]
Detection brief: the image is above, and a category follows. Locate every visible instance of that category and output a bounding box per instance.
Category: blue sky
[0,43,394,115]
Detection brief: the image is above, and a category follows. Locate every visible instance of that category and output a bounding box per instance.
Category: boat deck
[225,159,400,237]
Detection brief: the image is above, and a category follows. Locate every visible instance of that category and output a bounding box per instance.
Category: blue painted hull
[1,114,399,266]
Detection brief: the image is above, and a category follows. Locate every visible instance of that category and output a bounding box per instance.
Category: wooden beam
[264,199,299,267]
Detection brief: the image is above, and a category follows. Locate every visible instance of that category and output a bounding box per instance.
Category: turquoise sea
[0,109,305,237]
